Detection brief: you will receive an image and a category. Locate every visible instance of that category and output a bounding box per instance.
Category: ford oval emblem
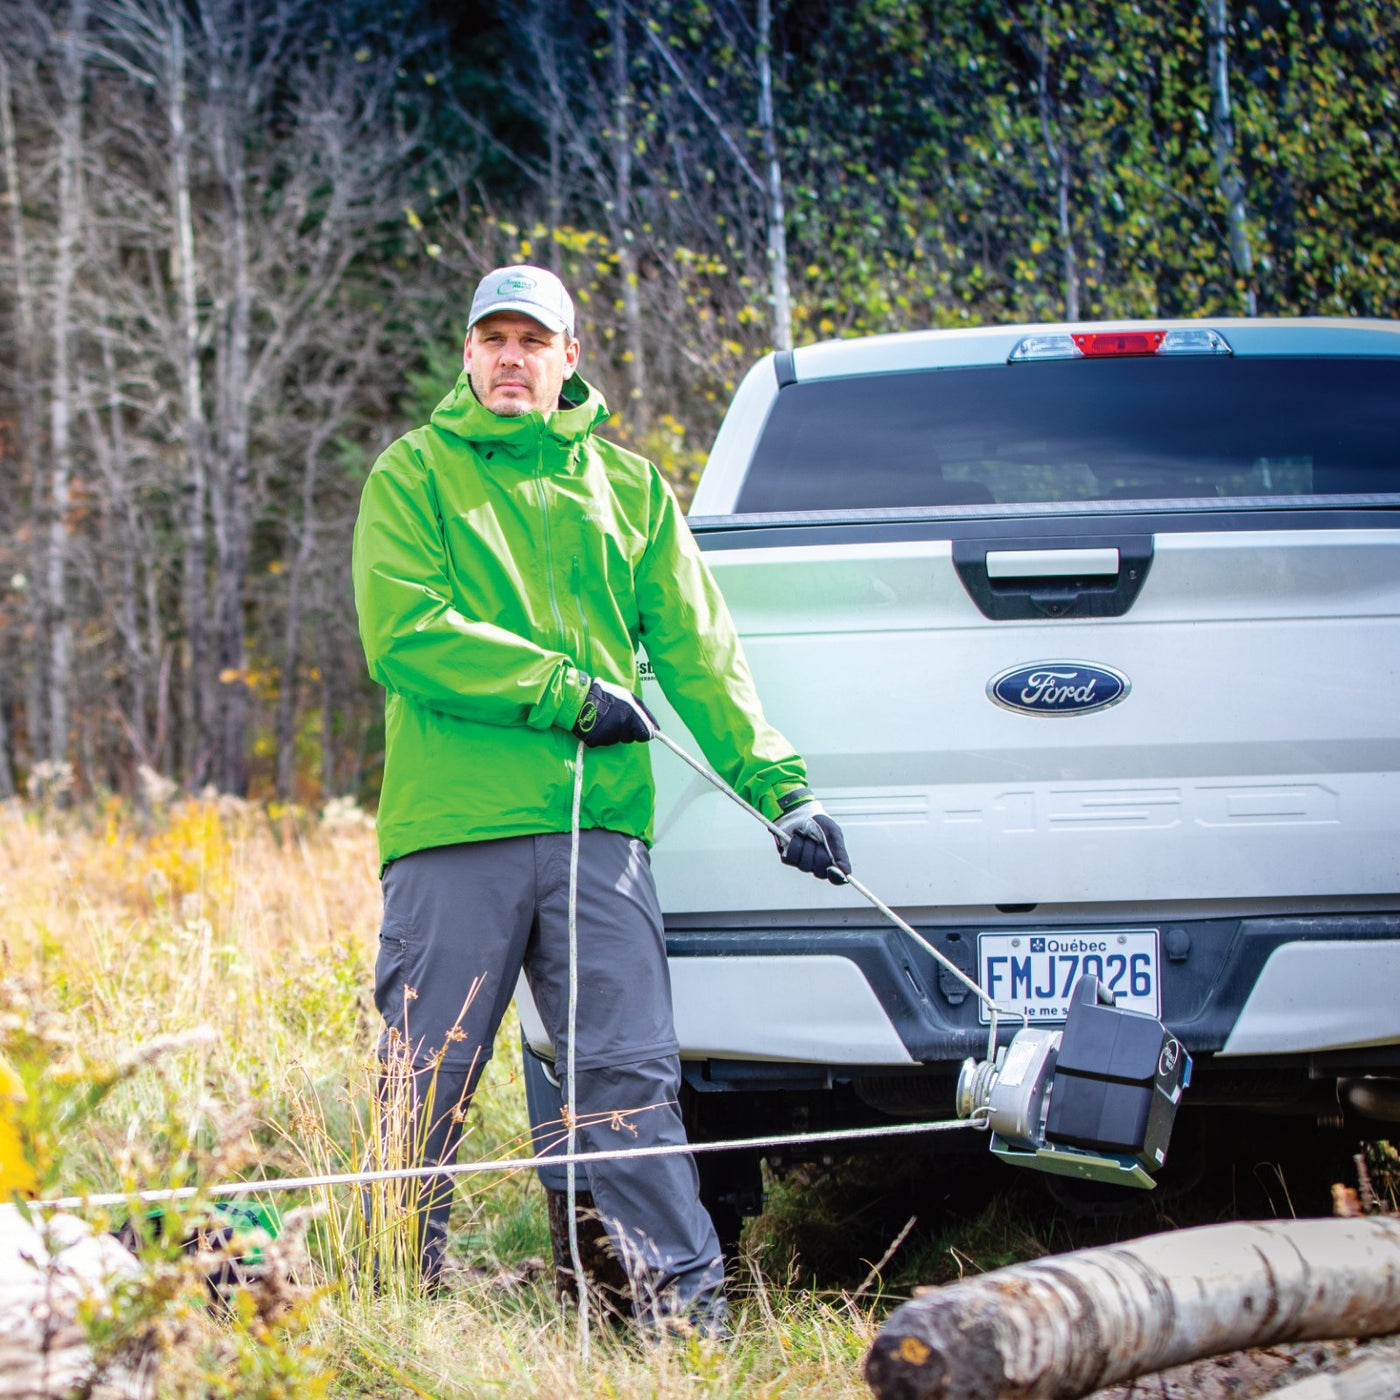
[988,661,1130,717]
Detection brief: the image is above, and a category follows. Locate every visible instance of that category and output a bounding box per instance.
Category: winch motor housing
[957,975,1192,1189]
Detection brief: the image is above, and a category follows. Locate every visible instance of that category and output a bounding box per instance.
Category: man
[351,264,849,1330]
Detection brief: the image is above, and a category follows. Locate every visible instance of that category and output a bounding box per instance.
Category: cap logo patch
[497,275,537,293]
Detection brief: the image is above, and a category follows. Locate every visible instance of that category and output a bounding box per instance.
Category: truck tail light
[1009,328,1233,362]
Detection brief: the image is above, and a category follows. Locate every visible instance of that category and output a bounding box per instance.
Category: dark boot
[566,1055,727,1331]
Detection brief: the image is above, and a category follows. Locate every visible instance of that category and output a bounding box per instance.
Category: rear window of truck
[734,356,1400,513]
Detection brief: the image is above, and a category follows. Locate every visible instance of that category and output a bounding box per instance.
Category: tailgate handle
[954,535,1153,620]
[986,547,1120,579]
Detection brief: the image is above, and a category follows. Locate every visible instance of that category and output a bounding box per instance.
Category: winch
[956,974,1192,1188]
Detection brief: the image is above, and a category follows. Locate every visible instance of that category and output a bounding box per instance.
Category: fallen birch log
[0,1203,152,1399]
[1267,1340,1400,1400]
[865,1217,1400,1400]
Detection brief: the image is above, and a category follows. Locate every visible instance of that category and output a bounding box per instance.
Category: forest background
[0,0,1396,809]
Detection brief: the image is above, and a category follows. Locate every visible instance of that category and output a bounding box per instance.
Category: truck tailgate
[645,525,1400,915]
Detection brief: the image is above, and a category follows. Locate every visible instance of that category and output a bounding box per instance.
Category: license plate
[977,929,1161,1024]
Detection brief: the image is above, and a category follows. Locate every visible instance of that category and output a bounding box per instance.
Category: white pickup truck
[523,317,1400,1239]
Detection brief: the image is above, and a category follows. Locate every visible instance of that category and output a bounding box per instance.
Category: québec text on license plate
[977,929,1160,1024]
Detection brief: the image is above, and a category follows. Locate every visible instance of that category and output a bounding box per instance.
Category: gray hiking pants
[373,831,723,1314]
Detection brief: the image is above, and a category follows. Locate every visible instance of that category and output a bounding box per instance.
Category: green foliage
[1363,1138,1400,1210]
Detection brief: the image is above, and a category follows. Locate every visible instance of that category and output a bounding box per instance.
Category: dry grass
[0,794,881,1398]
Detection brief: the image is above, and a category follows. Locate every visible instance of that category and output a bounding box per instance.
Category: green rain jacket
[352,369,810,867]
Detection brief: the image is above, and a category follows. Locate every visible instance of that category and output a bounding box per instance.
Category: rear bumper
[516,913,1400,1070]
[666,914,1400,1066]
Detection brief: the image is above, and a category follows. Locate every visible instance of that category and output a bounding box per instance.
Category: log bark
[0,1204,152,1399]
[865,1218,1400,1400]
[1088,1341,1346,1400]
[1268,1341,1400,1399]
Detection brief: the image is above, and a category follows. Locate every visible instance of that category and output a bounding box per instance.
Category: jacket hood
[429,369,609,450]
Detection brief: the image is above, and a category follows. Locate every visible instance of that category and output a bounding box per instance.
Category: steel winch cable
[33,1113,985,1213]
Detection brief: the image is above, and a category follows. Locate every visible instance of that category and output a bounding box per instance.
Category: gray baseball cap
[467,264,575,338]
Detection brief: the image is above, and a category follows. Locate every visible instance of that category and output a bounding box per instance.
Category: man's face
[464,311,580,417]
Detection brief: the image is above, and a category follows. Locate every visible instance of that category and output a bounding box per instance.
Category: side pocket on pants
[375,860,414,1028]
[373,925,410,1024]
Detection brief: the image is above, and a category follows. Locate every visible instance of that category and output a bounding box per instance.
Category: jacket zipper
[571,553,593,676]
[533,431,567,652]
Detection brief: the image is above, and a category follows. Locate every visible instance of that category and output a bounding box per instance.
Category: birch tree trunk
[203,0,253,796]
[865,1217,1400,1400]
[44,0,90,773]
[609,2,648,431]
[165,3,215,785]
[755,0,791,352]
[84,324,150,766]
[274,454,315,801]
[272,321,378,799]
[634,2,790,352]
[1037,8,1079,323]
[1054,155,1078,322]
[1205,0,1256,316]
[0,54,33,792]
[274,418,332,800]
[546,100,563,275]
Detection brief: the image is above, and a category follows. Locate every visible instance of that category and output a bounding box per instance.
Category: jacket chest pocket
[567,522,642,648]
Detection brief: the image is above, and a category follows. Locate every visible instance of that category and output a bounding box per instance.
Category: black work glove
[773,794,851,885]
[572,679,657,747]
